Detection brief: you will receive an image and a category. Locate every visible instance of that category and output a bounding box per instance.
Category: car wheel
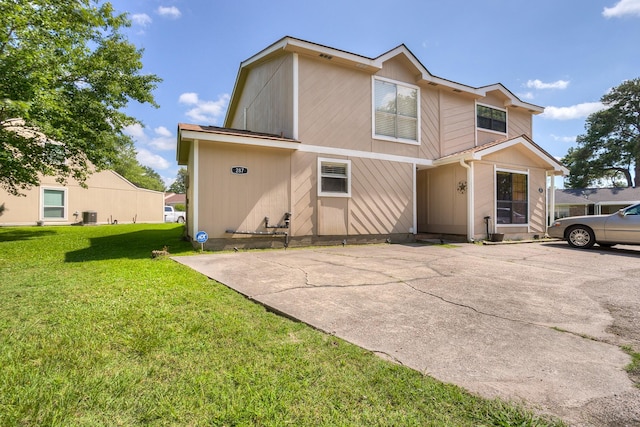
[177,216,185,223]
[566,225,595,249]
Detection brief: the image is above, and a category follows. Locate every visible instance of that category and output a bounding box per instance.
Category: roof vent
[319,53,333,60]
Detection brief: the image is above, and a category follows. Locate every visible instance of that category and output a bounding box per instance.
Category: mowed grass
[0,224,564,426]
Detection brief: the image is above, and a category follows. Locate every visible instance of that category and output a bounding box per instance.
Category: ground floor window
[318,158,351,197]
[42,188,67,220]
[496,171,527,224]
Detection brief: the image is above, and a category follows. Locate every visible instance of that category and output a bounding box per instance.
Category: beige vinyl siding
[349,158,413,235]
[298,54,434,162]
[507,108,533,138]
[440,91,476,156]
[472,162,496,238]
[420,86,440,159]
[196,142,291,238]
[229,54,294,138]
[376,55,419,83]
[420,164,467,234]
[0,171,163,226]
[298,55,371,151]
[291,151,317,237]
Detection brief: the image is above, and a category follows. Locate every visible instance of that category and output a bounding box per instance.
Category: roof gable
[434,135,568,175]
[225,36,543,127]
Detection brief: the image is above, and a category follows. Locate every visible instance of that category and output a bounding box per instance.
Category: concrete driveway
[174,242,640,426]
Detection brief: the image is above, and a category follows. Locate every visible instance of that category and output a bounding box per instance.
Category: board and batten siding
[196,142,292,238]
[229,54,294,138]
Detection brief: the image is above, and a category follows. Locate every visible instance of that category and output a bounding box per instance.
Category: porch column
[460,159,474,242]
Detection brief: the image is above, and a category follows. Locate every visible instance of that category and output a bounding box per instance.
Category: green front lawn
[0,224,563,426]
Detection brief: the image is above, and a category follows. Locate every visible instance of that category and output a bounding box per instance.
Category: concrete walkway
[174,242,640,426]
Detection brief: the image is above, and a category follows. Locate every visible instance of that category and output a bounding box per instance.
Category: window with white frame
[42,188,67,220]
[318,158,351,197]
[496,171,527,224]
[477,104,507,133]
[373,77,419,143]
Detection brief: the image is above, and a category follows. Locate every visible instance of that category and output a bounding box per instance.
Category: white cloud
[131,13,152,27]
[137,147,170,170]
[517,92,535,100]
[155,126,172,137]
[179,92,230,124]
[178,92,199,105]
[603,0,640,17]
[157,6,182,19]
[149,126,175,151]
[123,123,146,139]
[551,134,577,143]
[541,102,605,120]
[526,79,570,90]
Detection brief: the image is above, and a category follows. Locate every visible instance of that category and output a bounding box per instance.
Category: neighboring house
[0,170,164,226]
[554,187,640,218]
[164,192,186,208]
[177,36,568,250]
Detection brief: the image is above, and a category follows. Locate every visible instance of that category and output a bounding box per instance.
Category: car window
[625,205,640,215]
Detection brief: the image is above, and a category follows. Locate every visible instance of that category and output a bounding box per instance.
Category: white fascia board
[297,144,432,167]
[181,129,432,167]
[481,83,545,114]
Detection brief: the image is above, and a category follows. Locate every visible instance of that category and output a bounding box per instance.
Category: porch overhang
[432,135,569,176]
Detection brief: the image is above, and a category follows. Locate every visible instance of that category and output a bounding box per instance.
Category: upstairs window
[318,158,351,197]
[373,78,419,143]
[477,104,507,133]
[496,171,528,225]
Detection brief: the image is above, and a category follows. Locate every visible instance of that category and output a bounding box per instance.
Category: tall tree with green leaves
[111,147,165,192]
[168,167,188,194]
[563,78,640,188]
[0,0,161,196]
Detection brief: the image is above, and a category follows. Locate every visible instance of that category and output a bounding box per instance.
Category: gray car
[548,203,640,249]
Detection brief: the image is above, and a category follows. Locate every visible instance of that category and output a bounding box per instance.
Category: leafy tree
[0,0,161,196]
[563,78,640,188]
[168,167,188,194]
[111,147,165,192]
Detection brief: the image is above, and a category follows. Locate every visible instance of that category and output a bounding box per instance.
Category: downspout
[192,140,199,239]
[548,171,556,228]
[412,163,417,235]
[459,159,474,242]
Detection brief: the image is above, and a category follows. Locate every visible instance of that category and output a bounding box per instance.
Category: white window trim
[318,157,351,198]
[372,76,421,145]
[476,102,508,136]
[40,186,68,221]
[495,167,529,228]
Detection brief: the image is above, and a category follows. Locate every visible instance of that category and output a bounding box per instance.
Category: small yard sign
[195,230,208,251]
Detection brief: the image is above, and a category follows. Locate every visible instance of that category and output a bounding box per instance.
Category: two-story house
[177,36,567,249]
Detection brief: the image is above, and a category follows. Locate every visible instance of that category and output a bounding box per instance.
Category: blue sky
[108,0,640,188]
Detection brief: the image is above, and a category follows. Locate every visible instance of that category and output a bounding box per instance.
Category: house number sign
[231,166,248,175]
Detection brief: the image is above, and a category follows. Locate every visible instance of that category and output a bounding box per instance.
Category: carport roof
[556,187,640,205]
[176,123,300,165]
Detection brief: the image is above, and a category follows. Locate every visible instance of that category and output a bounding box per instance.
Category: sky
[107,0,640,188]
